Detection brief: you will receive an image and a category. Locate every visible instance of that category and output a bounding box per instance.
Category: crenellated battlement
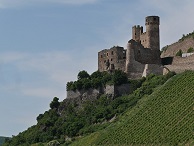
[145,16,160,25]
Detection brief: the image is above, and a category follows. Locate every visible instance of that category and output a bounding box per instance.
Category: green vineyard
[71,71,194,146]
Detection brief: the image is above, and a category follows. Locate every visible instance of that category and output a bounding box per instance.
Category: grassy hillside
[71,71,194,146]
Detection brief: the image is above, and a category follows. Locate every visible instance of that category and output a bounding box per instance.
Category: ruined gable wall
[98,47,126,72]
[161,37,194,58]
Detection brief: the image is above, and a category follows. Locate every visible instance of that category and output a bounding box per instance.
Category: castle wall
[127,39,160,64]
[140,32,147,48]
[67,84,132,99]
[98,46,126,72]
[142,64,163,77]
[132,25,143,42]
[106,84,131,98]
[161,37,194,58]
[67,88,102,101]
[164,55,194,73]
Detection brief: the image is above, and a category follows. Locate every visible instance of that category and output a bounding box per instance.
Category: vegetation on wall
[187,47,194,53]
[161,45,168,53]
[179,31,194,41]
[176,49,183,57]
[161,31,194,55]
[3,71,176,146]
[66,70,128,91]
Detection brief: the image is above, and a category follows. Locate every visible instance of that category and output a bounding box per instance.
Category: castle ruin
[98,16,163,78]
[67,15,194,99]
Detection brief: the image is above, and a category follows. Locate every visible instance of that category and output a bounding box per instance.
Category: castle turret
[132,25,143,43]
[145,16,160,50]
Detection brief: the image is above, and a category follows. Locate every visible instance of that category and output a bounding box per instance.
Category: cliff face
[161,36,194,58]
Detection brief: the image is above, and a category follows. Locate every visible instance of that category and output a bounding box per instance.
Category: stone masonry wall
[142,64,163,77]
[125,40,146,79]
[164,55,194,73]
[98,46,126,72]
[67,88,102,101]
[67,84,132,100]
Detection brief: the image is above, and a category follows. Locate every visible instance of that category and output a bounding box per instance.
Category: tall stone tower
[145,16,160,50]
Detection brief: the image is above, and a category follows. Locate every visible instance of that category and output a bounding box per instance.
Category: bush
[187,47,194,53]
[82,78,92,90]
[176,49,183,57]
[50,97,60,109]
[66,70,128,91]
[112,70,128,85]
[77,70,90,80]
[90,70,103,79]
[66,81,76,91]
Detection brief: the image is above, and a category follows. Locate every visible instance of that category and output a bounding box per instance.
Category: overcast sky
[1,0,194,137]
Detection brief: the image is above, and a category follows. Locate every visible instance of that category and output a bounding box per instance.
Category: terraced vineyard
[70,71,194,146]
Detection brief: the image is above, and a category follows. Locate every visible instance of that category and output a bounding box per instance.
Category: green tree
[82,78,92,90]
[66,81,75,91]
[77,70,90,80]
[74,80,83,90]
[187,47,194,53]
[50,97,60,109]
[91,78,102,89]
[101,72,112,85]
[90,70,103,79]
[36,114,44,122]
[112,70,128,85]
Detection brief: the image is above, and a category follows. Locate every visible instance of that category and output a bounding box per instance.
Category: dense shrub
[176,49,183,57]
[66,70,128,91]
[112,70,128,85]
[50,97,60,109]
[187,47,194,53]
[77,70,90,80]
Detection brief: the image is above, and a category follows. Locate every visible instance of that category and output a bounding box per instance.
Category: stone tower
[125,16,162,78]
[132,25,143,43]
[145,16,160,50]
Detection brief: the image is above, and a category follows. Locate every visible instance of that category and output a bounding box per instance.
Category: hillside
[0,137,9,146]
[3,71,175,146]
[70,71,194,146]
